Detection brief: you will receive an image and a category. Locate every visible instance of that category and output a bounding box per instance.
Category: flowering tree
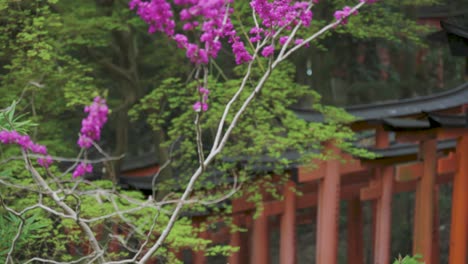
[0,0,379,263]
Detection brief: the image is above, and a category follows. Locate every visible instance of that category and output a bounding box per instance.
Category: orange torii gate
[218,116,467,264]
[186,91,468,264]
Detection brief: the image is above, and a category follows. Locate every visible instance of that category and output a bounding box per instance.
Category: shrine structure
[118,10,468,264]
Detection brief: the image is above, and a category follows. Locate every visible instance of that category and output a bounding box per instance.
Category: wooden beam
[395,129,436,143]
[360,184,382,201]
[298,155,366,183]
[395,154,457,182]
[395,163,423,182]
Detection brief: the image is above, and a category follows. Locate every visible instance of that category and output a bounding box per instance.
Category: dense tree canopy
[0,0,465,262]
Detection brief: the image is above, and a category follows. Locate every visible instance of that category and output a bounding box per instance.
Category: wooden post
[449,134,468,264]
[374,166,394,264]
[316,143,340,264]
[250,205,269,264]
[193,217,208,264]
[280,180,296,264]
[413,139,437,263]
[347,197,364,264]
[228,215,242,264]
[373,128,393,264]
[432,186,440,264]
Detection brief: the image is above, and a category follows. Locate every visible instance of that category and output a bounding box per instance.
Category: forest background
[0,0,467,263]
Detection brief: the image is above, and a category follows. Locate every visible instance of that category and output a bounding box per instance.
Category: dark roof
[366,139,456,160]
[294,82,468,122]
[441,13,468,56]
[120,151,159,171]
[417,6,468,19]
[378,113,468,131]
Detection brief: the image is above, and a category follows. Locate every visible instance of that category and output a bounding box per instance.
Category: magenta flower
[72,162,93,178]
[193,101,208,112]
[261,45,275,57]
[73,96,109,179]
[77,97,109,149]
[0,130,53,168]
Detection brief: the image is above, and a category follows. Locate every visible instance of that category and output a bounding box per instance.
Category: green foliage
[393,254,424,264]
[0,101,37,133]
[0,212,50,262]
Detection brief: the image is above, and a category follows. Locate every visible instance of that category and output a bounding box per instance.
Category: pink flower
[77,97,108,149]
[199,87,210,94]
[72,162,93,178]
[0,130,53,168]
[193,101,208,112]
[334,6,358,25]
[261,45,275,57]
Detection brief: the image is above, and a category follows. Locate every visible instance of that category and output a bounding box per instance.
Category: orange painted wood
[250,206,269,264]
[298,155,365,183]
[280,181,297,264]
[449,134,468,264]
[395,154,457,182]
[298,162,326,182]
[374,166,394,264]
[121,165,160,177]
[228,216,242,264]
[396,130,436,143]
[413,139,437,264]
[347,197,364,264]
[316,144,340,264]
[437,129,468,140]
[360,184,382,201]
[432,186,440,264]
[232,197,254,213]
[371,201,377,262]
[193,218,208,264]
[395,163,423,182]
[438,152,457,175]
[264,200,285,215]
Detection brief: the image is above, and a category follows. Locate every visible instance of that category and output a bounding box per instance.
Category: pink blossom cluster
[250,0,313,30]
[130,0,252,65]
[72,162,93,178]
[250,0,314,56]
[0,130,53,167]
[193,87,210,112]
[73,96,109,178]
[334,0,378,25]
[77,97,109,149]
[333,6,357,25]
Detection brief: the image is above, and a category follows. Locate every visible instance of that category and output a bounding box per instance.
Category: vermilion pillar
[193,222,208,264]
[432,186,440,264]
[250,206,269,264]
[316,144,340,264]
[280,180,296,264]
[347,197,363,264]
[228,215,242,264]
[413,139,437,263]
[449,134,468,264]
[374,166,394,264]
[373,128,393,264]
